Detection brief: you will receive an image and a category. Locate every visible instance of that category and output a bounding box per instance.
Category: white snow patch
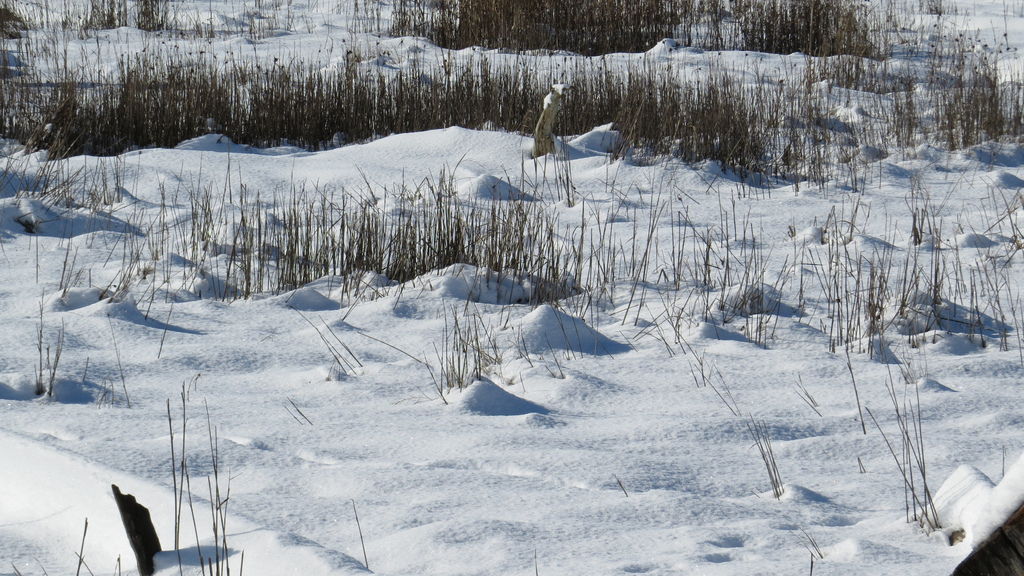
[49,286,105,311]
[970,452,1024,546]
[543,83,569,109]
[917,377,958,393]
[281,287,339,311]
[568,123,622,155]
[457,174,530,201]
[422,264,536,305]
[718,282,783,316]
[517,304,627,355]
[645,38,679,58]
[0,373,36,400]
[454,379,549,416]
[934,465,995,545]
[955,232,997,249]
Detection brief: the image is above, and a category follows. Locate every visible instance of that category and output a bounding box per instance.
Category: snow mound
[718,282,783,316]
[956,232,997,249]
[645,38,679,58]
[826,539,861,562]
[858,144,888,162]
[0,370,107,404]
[48,286,105,311]
[917,377,957,393]
[521,413,565,428]
[95,294,146,322]
[963,143,1024,167]
[850,233,897,253]
[153,529,369,575]
[895,290,1008,341]
[780,483,831,504]
[835,104,871,125]
[922,332,984,355]
[794,225,824,244]
[0,429,369,575]
[568,123,622,155]
[455,379,549,416]
[1,198,57,235]
[517,304,627,355]
[1,198,140,238]
[422,264,540,305]
[282,287,339,311]
[457,174,531,201]
[0,373,36,400]
[934,464,995,545]
[685,321,748,342]
[175,133,250,153]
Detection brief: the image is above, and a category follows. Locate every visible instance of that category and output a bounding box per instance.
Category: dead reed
[0,0,25,38]
[391,0,885,57]
[182,174,578,303]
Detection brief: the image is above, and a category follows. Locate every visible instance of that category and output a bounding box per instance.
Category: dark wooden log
[111,484,162,576]
[953,502,1024,576]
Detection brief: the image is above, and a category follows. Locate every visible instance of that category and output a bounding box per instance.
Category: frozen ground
[2,1,1024,575]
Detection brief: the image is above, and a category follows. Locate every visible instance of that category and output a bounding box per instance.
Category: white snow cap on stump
[544,83,570,108]
[532,84,570,158]
[935,452,1024,547]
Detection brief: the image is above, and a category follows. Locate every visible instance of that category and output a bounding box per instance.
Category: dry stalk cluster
[0,0,26,38]
[182,173,577,303]
[167,383,242,575]
[797,183,1019,359]
[392,0,729,55]
[430,305,503,396]
[866,372,941,533]
[391,0,888,57]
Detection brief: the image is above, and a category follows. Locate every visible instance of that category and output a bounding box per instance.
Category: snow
[517,304,629,356]
[280,287,341,312]
[543,83,570,109]
[970,453,1024,545]
[568,122,622,155]
[454,379,550,416]
[934,453,1024,549]
[934,465,996,545]
[456,174,531,202]
[1,0,1023,575]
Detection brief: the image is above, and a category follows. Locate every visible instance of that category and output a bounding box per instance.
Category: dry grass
[391,0,887,57]
[1,52,789,174]
[0,0,25,38]
[733,0,887,58]
[181,173,578,303]
[1,0,1019,179]
[392,0,726,55]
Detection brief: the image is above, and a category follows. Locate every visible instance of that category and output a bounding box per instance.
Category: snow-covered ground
[2,1,1024,574]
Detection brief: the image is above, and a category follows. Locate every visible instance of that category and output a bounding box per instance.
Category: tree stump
[953,501,1024,576]
[532,84,567,158]
[111,484,162,576]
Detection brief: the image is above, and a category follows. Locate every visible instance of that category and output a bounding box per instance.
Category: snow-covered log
[952,503,1024,576]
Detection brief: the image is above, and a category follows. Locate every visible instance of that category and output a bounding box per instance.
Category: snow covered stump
[935,452,1024,575]
[531,84,568,158]
[952,503,1024,575]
